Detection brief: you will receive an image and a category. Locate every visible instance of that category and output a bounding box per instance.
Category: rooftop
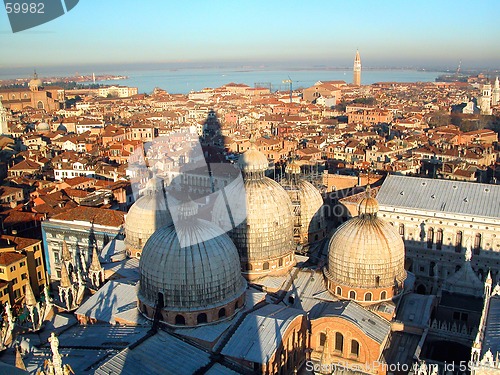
[377,175,500,219]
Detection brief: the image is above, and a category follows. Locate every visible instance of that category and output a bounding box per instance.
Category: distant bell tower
[353,50,361,86]
[0,100,8,135]
[492,76,500,106]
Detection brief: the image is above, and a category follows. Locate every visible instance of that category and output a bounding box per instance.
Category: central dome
[138,217,246,326]
[324,192,406,304]
[213,146,295,280]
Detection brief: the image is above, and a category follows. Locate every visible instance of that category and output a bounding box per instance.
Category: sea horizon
[0,64,451,95]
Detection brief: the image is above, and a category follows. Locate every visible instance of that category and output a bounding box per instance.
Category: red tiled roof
[0,251,25,266]
[51,206,125,227]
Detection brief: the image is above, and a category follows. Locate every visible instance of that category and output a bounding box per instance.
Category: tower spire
[353,50,361,86]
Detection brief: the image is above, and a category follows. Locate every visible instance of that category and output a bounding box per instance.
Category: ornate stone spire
[59,262,71,289]
[15,346,26,370]
[89,245,101,272]
[61,241,72,262]
[24,281,37,307]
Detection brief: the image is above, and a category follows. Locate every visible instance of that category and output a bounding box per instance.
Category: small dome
[325,195,406,301]
[56,123,67,132]
[36,121,50,132]
[138,219,246,314]
[29,72,42,90]
[125,180,172,257]
[237,146,269,172]
[293,180,326,245]
[358,196,379,216]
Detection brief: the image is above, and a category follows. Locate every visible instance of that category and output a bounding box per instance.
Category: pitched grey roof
[309,300,391,344]
[481,295,500,356]
[376,175,500,219]
[221,304,306,363]
[95,331,211,375]
[75,281,146,324]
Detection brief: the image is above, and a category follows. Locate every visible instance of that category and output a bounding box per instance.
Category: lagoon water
[0,66,442,95]
[102,68,440,94]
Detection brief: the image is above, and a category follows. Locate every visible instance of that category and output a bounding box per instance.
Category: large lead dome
[324,189,406,304]
[213,145,295,280]
[138,204,246,326]
[125,178,173,258]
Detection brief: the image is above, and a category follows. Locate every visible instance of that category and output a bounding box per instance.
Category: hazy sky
[1,0,499,71]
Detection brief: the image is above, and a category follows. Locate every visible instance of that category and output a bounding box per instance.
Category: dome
[138,217,246,325]
[36,121,50,132]
[56,123,67,132]
[324,195,406,302]
[29,72,42,90]
[213,147,295,280]
[125,179,173,258]
[237,146,269,172]
[293,180,326,245]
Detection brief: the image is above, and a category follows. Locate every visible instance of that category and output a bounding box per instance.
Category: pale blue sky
[1,0,499,70]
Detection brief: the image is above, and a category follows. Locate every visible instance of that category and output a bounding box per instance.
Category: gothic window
[263,262,269,270]
[37,101,44,109]
[349,290,356,299]
[380,291,387,300]
[336,286,342,296]
[364,292,372,301]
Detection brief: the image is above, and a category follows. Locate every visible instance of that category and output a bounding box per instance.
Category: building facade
[376,175,500,294]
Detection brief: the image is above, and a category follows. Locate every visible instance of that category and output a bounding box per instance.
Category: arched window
[436,229,443,250]
[351,340,360,357]
[380,291,387,300]
[319,332,327,347]
[335,286,342,296]
[197,313,207,324]
[427,228,434,248]
[335,332,344,352]
[364,292,372,302]
[247,263,253,271]
[399,223,405,237]
[375,276,380,287]
[278,257,283,267]
[37,100,44,109]
[474,233,481,255]
[455,231,463,253]
[263,262,269,270]
[349,290,356,300]
[235,300,239,309]
[218,308,226,319]
[175,314,185,325]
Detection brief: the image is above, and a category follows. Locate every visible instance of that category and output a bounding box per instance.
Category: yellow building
[0,251,30,306]
[0,236,47,306]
